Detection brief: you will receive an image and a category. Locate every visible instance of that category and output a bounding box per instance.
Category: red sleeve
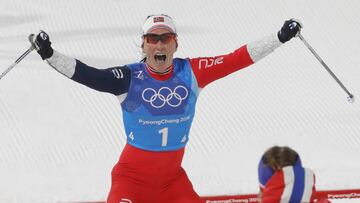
[189,45,254,88]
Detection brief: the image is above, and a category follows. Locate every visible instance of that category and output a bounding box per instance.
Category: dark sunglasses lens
[161,34,175,43]
[145,35,160,44]
[145,34,176,44]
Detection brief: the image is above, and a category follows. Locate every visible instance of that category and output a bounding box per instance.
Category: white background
[1,0,360,202]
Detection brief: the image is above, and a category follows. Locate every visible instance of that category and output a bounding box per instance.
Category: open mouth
[154,54,166,62]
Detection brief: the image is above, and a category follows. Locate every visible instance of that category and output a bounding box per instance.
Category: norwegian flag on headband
[260,166,316,203]
[153,16,165,23]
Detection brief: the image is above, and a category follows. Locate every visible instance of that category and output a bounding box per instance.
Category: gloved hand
[278,19,302,43]
[29,31,54,60]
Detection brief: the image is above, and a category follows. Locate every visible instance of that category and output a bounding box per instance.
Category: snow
[1,0,360,202]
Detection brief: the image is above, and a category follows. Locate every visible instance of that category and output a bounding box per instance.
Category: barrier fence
[201,189,360,203]
[70,188,360,203]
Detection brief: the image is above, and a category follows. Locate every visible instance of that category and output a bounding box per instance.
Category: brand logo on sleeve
[112,68,124,79]
[198,57,224,69]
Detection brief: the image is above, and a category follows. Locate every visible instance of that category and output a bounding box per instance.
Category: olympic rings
[142,86,188,108]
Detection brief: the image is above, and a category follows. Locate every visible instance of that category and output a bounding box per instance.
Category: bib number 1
[158,127,168,147]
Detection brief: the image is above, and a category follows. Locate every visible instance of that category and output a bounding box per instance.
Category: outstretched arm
[29,31,130,96]
[190,19,302,88]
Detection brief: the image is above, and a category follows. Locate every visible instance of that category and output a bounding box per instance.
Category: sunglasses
[143,33,177,44]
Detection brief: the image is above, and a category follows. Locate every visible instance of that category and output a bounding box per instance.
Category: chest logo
[142,86,188,108]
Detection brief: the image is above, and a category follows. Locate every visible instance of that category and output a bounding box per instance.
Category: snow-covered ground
[1,0,360,202]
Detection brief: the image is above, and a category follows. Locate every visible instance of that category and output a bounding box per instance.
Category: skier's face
[143,28,177,71]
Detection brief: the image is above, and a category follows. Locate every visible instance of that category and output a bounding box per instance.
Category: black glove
[29,31,54,60]
[278,19,302,43]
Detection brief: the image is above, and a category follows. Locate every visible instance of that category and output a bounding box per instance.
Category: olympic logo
[142,86,188,108]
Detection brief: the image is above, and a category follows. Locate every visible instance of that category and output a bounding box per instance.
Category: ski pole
[298,33,355,103]
[0,36,35,81]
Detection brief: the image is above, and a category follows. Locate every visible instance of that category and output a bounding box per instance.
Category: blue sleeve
[71,60,131,96]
